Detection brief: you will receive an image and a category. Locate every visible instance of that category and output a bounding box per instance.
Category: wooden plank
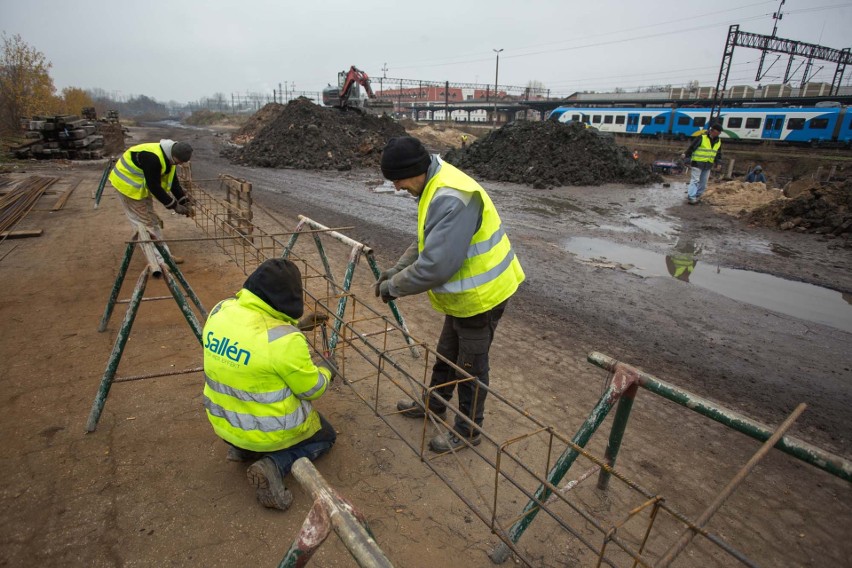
[52,179,82,211]
[0,229,43,239]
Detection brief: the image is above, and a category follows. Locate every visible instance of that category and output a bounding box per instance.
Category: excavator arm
[337,66,375,106]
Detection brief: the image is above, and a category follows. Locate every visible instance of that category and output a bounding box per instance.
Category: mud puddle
[564,237,852,333]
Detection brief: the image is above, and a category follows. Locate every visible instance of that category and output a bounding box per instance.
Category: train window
[641,116,652,125]
[615,115,625,124]
[809,118,829,129]
[571,114,581,121]
[693,117,706,127]
[745,117,762,128]
[604,115,613,124]
[677,116,690,125]
[654,115,666,124]
[727,117,742,128]
[786,118,805,130]
[592,115,601,123]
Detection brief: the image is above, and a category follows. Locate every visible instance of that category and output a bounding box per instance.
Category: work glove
[374,268,399,297]
[297,311,329,332]
[378,280,396,304]
[317,355,338,382]
[173,203,191,216]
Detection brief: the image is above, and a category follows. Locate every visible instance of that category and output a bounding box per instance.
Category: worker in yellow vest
[203,258,337,510]
[681,122,723,205]
[108,139,193,263]
[375,136,526,453]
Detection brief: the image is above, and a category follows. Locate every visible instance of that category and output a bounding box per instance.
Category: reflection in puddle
[563,237,852,333]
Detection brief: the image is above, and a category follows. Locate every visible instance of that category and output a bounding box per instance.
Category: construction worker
[632,149,639,161]
[375,136,525,453]
[108,139,193,263]
[681,122,723,205]
[746,165,767,183]
[202,258,337,511]
[461,134,468,148]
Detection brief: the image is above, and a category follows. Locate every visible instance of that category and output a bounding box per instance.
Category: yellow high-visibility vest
[202,289,331,452]
[109,142,176,200]
[691,135,721,164]
[417,159,525,317]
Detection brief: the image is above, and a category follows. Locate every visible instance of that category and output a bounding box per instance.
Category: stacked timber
[15,115,105,160]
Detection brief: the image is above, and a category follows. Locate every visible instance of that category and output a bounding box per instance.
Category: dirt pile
[747,179,852,238]
[230,103,286,145]
[702,180,784,216]
[443,121,662,188]
[225,98,405,170]
[401,120,477,152]
[99,122,127,156]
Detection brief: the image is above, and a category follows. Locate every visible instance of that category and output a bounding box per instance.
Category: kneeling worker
[202,259,337,510]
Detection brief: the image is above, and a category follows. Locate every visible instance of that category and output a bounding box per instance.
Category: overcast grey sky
[2,0,850,103]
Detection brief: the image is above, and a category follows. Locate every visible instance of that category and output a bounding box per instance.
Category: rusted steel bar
[588,352,852,483]
[286,458,393,568]
[124,228,353,244]
[52,178,81,211]
[656,403,807,567]
[113,366,203,384]
[86,267,149,432]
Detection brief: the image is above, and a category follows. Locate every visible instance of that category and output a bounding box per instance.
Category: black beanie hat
[381,136,431,180]
[172,141,193,162]
[243,258,304,319]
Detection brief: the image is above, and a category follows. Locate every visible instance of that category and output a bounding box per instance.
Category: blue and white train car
[548,107,672,136]
[547,104,851,145]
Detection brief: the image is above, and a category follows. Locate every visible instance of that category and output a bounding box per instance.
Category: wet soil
[1,124,850,567]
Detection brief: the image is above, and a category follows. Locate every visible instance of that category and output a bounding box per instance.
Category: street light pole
[493,48,503,128]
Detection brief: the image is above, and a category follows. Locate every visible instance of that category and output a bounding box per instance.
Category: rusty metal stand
[86,239,206,432]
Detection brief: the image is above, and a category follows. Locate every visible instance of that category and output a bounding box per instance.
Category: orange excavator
[322,66,393,114]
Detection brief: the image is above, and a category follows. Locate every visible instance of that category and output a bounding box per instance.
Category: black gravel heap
[443,121,662,188]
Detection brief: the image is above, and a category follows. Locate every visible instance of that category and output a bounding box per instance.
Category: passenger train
[547,105,852,145]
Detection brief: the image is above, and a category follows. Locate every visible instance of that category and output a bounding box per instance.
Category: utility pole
[755,0,785,81]
[493,48,503,128]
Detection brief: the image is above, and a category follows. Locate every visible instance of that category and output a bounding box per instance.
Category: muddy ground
[0,124,850,567]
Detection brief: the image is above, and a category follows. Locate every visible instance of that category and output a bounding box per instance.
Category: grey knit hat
[381,136,430,180]
[172,141,193,162]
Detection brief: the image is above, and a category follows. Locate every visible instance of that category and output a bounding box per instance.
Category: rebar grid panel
[290,286,761,568]
[175,167,849,567]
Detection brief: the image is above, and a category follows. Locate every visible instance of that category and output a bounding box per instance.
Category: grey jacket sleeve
[388,188,483,298]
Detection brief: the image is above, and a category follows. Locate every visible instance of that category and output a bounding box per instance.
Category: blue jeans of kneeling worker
[425,300,508,438]
[228,413,337,477]
[687,166,711,200]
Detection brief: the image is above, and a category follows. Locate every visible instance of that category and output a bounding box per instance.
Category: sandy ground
[0,125,850,567]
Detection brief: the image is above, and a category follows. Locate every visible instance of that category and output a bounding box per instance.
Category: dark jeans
[229,413,337,478]
[427,300,507,437]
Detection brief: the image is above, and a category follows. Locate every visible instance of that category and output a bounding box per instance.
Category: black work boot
[246,458,293,511]
[396,399,446,419]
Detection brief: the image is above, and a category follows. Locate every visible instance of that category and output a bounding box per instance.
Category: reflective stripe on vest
[108,142,176,200]
[202,289,328,452]
[691,135,721,164]
[418,158,525,317]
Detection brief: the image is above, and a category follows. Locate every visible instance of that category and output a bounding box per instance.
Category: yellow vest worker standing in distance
[202,259,337,511]
[108,139,193,263]
[375,136,525,453]
[681,122,723,205]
